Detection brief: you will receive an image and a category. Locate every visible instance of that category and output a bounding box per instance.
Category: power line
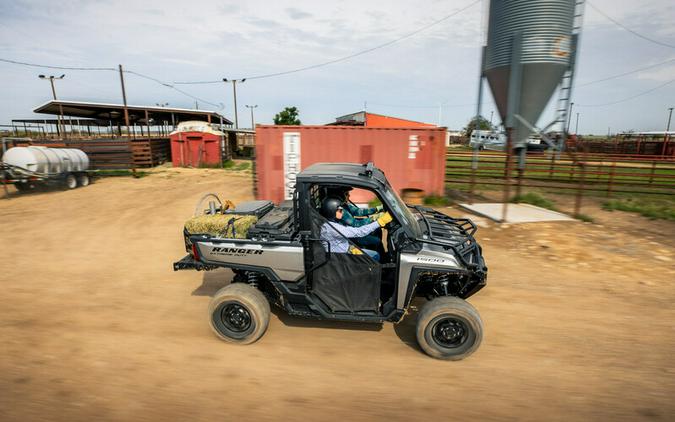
[0,57,115,71]
[587,1,675,49]
[174,0,480,84]
[577,57,675,87]
[123,70,224,109]
[0,57,223,109]
[576,79,674,107]
[368,101,476,109]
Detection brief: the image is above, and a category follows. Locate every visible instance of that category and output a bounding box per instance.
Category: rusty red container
[255,125,446,203]
[170,124,223,167]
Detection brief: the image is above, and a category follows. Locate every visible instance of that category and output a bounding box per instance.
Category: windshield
[382,183,421,237]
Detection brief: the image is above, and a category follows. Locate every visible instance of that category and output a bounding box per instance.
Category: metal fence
[445,149,675,216]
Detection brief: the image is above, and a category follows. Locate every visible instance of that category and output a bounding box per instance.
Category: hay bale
[185,214,258,239]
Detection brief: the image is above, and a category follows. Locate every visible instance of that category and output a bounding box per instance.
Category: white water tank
[2,146,89,175]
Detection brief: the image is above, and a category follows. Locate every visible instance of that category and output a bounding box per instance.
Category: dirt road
[1,167,673,421]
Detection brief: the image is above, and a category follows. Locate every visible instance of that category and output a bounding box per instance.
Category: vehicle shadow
[191,269,233,297]
[271,306,382,332]
[392,299,424,353]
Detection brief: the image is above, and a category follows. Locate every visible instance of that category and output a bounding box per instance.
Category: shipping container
[255,125,447,204]
[170,121,224,167]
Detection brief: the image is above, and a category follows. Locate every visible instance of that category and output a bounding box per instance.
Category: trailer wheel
[78,174,90,187]
[208,283,270,345]
[65,174,77,189]
[416,296,483,360]
[15,182,32,192]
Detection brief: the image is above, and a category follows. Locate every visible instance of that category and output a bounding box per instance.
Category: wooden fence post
[574,148,588,217]
[607,160,616,197]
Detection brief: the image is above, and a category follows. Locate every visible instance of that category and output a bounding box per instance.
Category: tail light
[191,244,201,261]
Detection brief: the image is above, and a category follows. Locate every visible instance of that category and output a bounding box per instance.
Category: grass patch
[511,192,558,211]
[575,213,595,223]
[368,198,383,208]
[423,195,450,206]
[221,160,251,171]
[234,162,251,171]
[602,198,675,221]
[95,169,150,178]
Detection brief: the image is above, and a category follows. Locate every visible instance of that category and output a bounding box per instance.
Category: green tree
[462,116,494,137]
[273,106,301,125]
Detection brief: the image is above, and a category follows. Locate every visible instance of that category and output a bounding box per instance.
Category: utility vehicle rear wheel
[416,296,483,360]
[64,174,77,189]
[78,174,90,187]
[208,283,270,345]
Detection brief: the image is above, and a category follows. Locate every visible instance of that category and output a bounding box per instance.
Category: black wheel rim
[431,317,468,348]
[219,303,252,333]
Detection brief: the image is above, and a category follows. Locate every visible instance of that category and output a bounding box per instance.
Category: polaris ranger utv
[174,162,487,360]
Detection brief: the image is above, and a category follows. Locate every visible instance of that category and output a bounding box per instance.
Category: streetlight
[575,112,579,135]
[38,74,66,138]
[223,78,246,129]
[489,110,494,126]
[245,105,258,129]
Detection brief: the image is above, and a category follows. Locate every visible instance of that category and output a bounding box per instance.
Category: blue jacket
[339,203,380,227]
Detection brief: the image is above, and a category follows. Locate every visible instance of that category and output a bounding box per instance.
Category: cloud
[286,7,312,20]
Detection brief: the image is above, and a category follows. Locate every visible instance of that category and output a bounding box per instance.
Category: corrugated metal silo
[485,0,576,147]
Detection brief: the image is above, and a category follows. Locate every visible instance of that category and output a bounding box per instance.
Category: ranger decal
[211,247,264,256]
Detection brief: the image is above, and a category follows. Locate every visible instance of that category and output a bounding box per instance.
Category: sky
[0,0,673,135]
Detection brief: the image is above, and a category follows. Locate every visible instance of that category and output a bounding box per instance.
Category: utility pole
[223,78,246,129]
[575,112,579,134]
[662,107,673,155]
[245,104,258,129]
[118,64,132,138]
[437,103,442,127]
[38,74,66,139]
[567,102,574,133]
[489,110,494,126]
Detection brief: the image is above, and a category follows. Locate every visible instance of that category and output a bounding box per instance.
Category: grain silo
[481,0,580,148]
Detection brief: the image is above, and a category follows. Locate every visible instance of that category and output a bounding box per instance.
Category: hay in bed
[184,214,258,239]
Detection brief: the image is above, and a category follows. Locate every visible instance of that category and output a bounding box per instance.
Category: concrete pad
[457,203,575,224]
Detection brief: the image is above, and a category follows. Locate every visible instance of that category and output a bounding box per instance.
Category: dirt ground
[1,167,674,422]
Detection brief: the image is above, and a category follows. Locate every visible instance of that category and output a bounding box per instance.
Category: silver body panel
[397,244,464,309]
[197,241,305,282]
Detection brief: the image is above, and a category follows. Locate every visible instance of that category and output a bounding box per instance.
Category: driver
[327,187,385,256]
[319,197,392,262]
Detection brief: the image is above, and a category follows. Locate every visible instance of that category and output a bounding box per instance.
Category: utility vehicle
[174,162,487,360]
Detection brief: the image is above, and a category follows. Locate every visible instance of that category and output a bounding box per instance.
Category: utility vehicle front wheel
[416,296,483,360]
[208,283,270,345]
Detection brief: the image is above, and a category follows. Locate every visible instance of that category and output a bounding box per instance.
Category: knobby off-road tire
[416,296,483,360]
[208,283,270,345]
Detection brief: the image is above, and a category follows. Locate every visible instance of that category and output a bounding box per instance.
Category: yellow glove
[349,246,364,255]
[369,212,383,222]
[377,212,393,227]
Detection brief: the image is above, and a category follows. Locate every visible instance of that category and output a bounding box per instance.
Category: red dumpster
[255,125,447,204]
[170,121,224,167]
